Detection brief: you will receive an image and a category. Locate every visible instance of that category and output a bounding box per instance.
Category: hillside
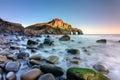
[0,18,24,35]
[25,18,83,35]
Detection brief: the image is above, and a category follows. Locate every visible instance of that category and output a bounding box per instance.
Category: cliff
[0,18,24,35]
[25,18,83,35]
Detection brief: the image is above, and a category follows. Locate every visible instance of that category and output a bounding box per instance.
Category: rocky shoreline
[0,34,110,80]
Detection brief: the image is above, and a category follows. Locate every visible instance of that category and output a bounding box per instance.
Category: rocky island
[25,18,83,36]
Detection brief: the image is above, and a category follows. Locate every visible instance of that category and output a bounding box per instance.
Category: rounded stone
[21,68,41,80]
[6,72,16,80]
[38,73,55,80]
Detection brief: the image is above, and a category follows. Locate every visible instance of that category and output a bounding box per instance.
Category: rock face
[67,67,109,80]
[25,18,83,35]
[0,18,24,35]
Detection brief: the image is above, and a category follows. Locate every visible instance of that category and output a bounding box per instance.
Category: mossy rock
[67,67,109,80]
[67,49,80,55]
[46,56,59,64]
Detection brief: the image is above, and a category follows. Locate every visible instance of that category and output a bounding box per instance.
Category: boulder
[31,49,37,53]
[10,46,20,50]
[16,52,29,59]
[0,55,8,62]
[40,64,64,76]
[6,72,16,80]
[96,39,107,43]
[0,50,11,56]
[43,36,54,46]
[30,54,43,60]
[5,61,20,72]
[38,43,45,48]
[27,40,38,46]
[38,73,55,80]
[70,59,80,64]
[21,68,41,80]
[46,56,59,64]
[93,64,109,73]
[67,49,80,55]
[0,68,3,74]
[118,40,120,43]
[0,74,2,80]
[29,59,41,65]
[59,34,70,41]
[7,54,18,61]
[67,67,109,80]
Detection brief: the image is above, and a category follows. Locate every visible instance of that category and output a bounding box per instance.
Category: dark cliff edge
[0,18,24,35]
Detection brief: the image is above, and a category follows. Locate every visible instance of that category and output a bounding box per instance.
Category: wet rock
[10,46,20,50]
[0,74,2,80]
[16,52,29,59]
[26,46,38,49]
[67,49,80,55]
[0,62,6,68]
[0,50,11,56]
[96,39,107,43]
[30,54,43,60]
[0,55,8,62]
[70,59,80,64]
[7,54,18,61]
[46,56,59,64]
[6,72,16,80]
[38,73,55,80]
[21,68,41,80]
[43,36,54,46]
[27,40,38,46]
[0,68,3,74]
[31,49,37,53]
[40,64,64,76]
[38,43,45,48]
[29,59,41,65]
[93,64,109,73]
[67,67,109,80]
[5,61,20,72]
[118,40,120,43]
[59,34,70,41]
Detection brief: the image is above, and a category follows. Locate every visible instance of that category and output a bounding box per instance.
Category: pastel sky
[0,0,120,34]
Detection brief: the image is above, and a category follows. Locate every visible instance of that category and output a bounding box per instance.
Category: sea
[0,34,120,80]
[64,34,120,80]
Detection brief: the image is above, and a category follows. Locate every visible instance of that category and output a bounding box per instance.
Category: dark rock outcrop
[96,39,107,43]
[0,18,24,35]
[25,18,83,35]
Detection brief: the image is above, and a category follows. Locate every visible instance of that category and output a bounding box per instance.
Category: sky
[0,0,120,34]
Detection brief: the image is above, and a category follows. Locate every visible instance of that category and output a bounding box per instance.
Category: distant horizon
[0,0,120,34]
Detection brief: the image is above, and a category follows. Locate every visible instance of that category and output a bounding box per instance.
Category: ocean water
[26,34,120,80]
[27,34,120,80]
[64,34,120,80]
[1,34,120,80]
